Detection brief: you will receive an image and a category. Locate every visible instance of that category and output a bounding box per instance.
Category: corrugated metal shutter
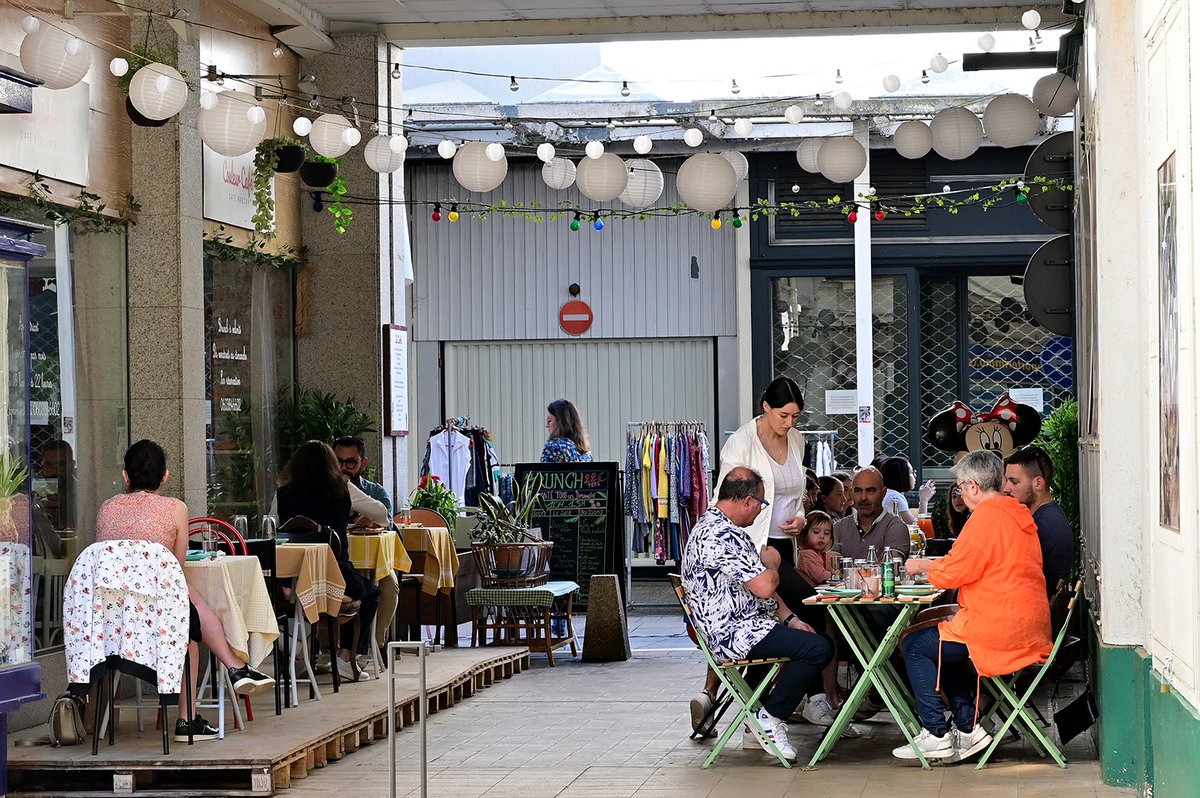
[444,338,715,464]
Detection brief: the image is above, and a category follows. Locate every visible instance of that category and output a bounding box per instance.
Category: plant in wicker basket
[472,475,552,586]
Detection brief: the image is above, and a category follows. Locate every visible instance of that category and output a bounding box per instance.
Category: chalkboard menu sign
[513,462,623,609]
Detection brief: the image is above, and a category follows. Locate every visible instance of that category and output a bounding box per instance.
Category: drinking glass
[398,505,412,526]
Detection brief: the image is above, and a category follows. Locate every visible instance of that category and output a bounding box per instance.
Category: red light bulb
[847,211,858,224]
[874,209,886,221]
[431,210,442,221]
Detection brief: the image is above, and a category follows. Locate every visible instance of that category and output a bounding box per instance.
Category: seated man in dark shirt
[1003,444,1074,595]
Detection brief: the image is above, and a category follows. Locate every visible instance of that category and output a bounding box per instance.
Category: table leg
[836,608,921,726]
[565,594,578,657]
[543,607,555,666]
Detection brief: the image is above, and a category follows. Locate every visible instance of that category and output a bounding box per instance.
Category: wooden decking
[8,647,530,797]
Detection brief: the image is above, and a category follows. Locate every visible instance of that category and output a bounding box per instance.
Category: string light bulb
[710,213,722,230]
[21,15,40,34]
[1021,9,1041,29]
[620,81,630,97]
[201,91,220,111]
[110,58,130,77]
[1029,37,1037,50]
[791,183,800,193]
[606,118,617,130]
[784,105,804,124]
[708,109,719,122]
[570,211,581,232]
[391,63,402,80]
[943,184,952,194]
[930,53,949,74]
[65,37,82,56]
[293,116,312,136]
[431,204,442,222]
[448,204,460,222]
[509,75,519,92]
[246,105,266,124]
[730,79,740,95]
[834,69,844,84]
[978,33,996,52]
[875,209,886,221]
[593,212,604,231]
[920,70,930,84]
[633,135,653,155]
[731,212,743,229]
[847,210,858,224]
[272,46,285,58]
[437,139,457,159]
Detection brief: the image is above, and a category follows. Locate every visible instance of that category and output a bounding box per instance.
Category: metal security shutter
[444,339,715,465]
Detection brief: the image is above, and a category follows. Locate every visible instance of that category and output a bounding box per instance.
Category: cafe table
[347,529,412,581]
[274,542,347,623]
[184,554,279,668]
[398,525,459,595]
[802,589,944,769]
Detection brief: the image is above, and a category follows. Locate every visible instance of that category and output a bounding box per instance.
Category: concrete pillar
[125,0,207,511]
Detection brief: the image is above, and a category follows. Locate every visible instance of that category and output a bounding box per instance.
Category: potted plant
[408,475,458,533]
[299,154,339,189]
[0,455,29,542]
[117,43,181,128]
[277,385,375,468]
[252,137,306,236]
[471,475,551,585]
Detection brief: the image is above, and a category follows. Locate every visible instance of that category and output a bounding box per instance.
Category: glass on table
[398,505,412,526]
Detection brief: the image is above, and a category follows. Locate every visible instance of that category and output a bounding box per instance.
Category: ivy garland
[203,225,307,269]
[346,176,1071,224]
[0,173,139,235]
[307,155,353,234]
[252,138,305,238]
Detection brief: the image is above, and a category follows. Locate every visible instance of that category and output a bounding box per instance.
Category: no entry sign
[559,300,594,335]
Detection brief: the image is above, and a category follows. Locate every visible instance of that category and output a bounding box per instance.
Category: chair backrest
[187,517,247,556]
[276,518,340,558]
[668,574,721,664]
[408,508,450,529]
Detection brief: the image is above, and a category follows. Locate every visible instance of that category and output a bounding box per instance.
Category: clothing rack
[422,417,499,508]
[799,429,839,476]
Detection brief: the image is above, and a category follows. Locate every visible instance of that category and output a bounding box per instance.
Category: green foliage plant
[1034,400,1081,573]
[252,137,305,237]
[473,475,544,544]
[278,386,375,466]
[408,475,458,533]
[308,155,353,234]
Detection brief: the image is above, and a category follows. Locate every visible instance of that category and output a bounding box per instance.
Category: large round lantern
[309,114,354,158]
[198,90,266,156]
[128,63,188,120]
[542,158,576,190]
[363,135,404,174]
[817,137,867,183]
[618,159,664,208]
[676,153,737,213]
[983,94,1040,148]
[453,141,507,193]
[721,150,749,182]
[20,20,90,90]
[1032,73,1079,117]
[930,106,982,161]
[575,153,628,201]
[795,138,824,173]
[893,120,933,159]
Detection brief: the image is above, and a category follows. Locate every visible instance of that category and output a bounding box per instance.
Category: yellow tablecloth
[348,530,412,581]
[274,543,347,623]
[184,555,279,669]
[399,525,460,595]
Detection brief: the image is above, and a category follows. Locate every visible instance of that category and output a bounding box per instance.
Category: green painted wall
[1097,637,1200,797]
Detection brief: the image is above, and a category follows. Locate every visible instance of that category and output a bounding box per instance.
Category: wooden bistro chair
[974,580,1084,770]
[669,575,794,768]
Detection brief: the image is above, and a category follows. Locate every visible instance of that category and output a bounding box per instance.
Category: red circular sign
[559,300,594,335]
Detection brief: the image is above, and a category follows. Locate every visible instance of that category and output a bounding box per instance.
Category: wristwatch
[782,613,797,626]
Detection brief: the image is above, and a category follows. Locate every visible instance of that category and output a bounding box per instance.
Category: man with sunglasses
[1003,444,1074,596]
[682,467,832,762]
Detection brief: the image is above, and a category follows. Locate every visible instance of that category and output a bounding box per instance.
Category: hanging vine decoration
[328,176,1071,225]
[202,226,307,269]
[0,174,140,235]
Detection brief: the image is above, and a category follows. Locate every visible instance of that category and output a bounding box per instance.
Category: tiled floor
[284,610,1133,798]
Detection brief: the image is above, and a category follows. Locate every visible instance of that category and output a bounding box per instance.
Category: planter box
[471,542,553,588]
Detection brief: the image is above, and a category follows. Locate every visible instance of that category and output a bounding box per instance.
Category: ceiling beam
[377,5,1066,47]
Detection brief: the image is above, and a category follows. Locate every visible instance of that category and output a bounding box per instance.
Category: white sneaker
[892,728,954,760]
[801,694,836,727]
[335,656,367,682]
[689,692,716,737]
[746,709,797,761]
[951,725,993,763]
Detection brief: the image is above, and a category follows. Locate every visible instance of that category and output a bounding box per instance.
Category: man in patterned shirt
[682,467,832,761]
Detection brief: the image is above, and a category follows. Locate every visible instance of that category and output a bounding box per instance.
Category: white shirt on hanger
[428,429,471,505]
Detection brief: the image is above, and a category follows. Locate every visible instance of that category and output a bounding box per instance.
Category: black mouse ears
[926,394,1042,453]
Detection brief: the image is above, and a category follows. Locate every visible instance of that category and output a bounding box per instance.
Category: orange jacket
[929,494,1052,677]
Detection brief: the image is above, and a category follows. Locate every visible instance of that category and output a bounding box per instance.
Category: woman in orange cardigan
[894,450,1052,764]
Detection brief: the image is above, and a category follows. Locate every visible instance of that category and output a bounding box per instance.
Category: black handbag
[1053,688,1098,743]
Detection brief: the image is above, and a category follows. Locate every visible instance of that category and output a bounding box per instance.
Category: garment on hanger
[623,423,712,564]
[426,429,471,504]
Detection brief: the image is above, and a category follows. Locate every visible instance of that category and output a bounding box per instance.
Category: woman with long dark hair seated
[275,440,381,682]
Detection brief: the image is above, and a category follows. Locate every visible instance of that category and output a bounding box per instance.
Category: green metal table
[804,592,944,769]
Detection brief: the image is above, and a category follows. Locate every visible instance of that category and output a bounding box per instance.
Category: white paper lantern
[1022,9,1041,30]
[721,150,749,182]
[978,33,996,52]
[197,90,266,157]
[536,142,556,162]
[389,135,408,154]
[307,114,354,157]
[485,142,505,162]
[292,116,312,136]
[618,159,664,208]
[128,63,188,121]
[983,94,1040,148]
[930,106,983,160]
[109,57,129,77]
[542,158,576,190]
[21,15,40,34]
[676,153,738,213]
[733,118,754,137]
[342,126,362,147]
[437,140,457,159]
[893,120,933,159]
[833,91,853,111]
[246,105,266,125]
[364,135,404,173]
[882,74,901,93]
[585,141,604,159]
[575,153,628,201]
[930,54,949,74]
[1032,73,1079,117]
[20,20,90,90]
[795,138,824,173]
[65,37,82,56]
[683,128,704,148]
[817,137,867,183]
[784,105,805,124]
[453,141,507,193]
[632,135,653,155]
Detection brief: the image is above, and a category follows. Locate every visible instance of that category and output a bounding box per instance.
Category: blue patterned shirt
[682,507,778,661]
[540,438,593,463]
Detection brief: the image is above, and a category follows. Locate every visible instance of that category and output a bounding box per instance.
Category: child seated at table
[794,511,843,709]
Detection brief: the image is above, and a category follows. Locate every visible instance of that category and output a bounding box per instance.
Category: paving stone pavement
[283,610,1134,798]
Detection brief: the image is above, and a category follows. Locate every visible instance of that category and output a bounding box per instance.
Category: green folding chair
[975,579,1083,769]
[668,575,793,768]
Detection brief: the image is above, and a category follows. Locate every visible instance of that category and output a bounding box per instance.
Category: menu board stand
[513,462,625,609]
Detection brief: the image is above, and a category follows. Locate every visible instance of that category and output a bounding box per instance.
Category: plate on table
[817,587,862,599]
[895,585,936,596]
